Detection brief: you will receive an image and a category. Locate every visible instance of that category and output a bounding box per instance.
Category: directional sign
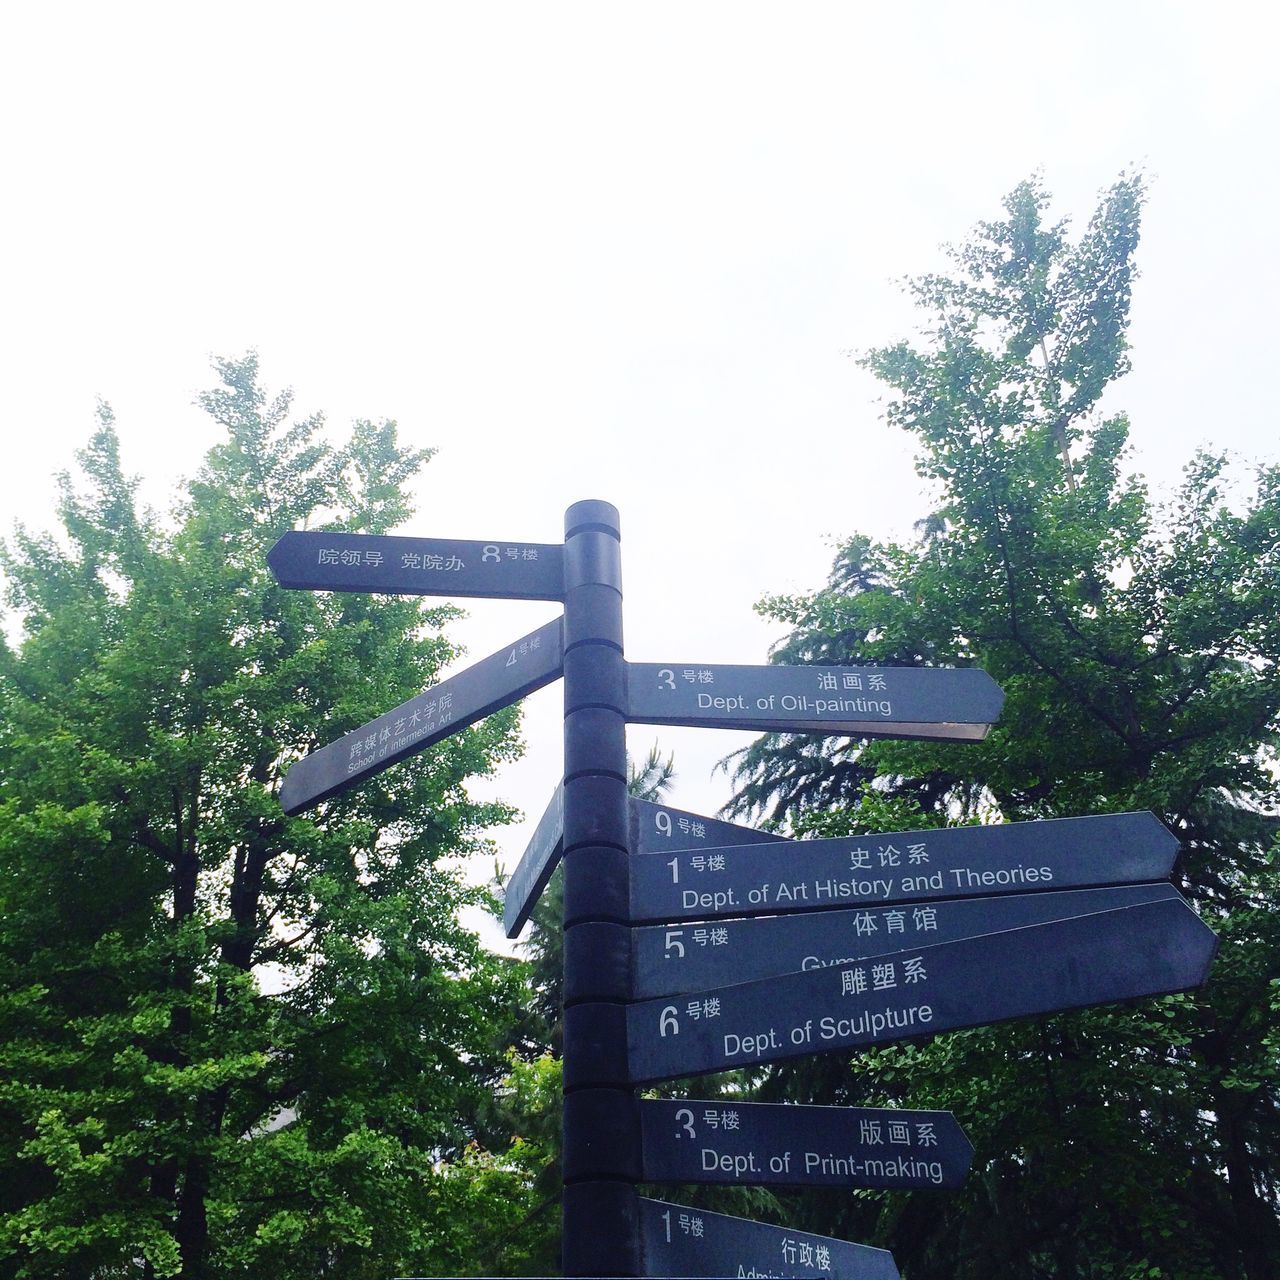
[629,810,1178,924]
[626,661,1004,742]
[624,897,1217,1084]
[267,530,564,601]
[280,619,564,815]
[502,796,787,938]
[640,1198,899,1280]
[503,783,564,937]
[640,1098,972,1190]
[631,798,789,856]
[631,882,1183,998]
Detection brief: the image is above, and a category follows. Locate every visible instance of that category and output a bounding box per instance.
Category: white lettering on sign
[819,1006,933,1038]
[949,865,1053,888]
[691,866,1053,909]
[317,548,389,566]
[687,689,895,718]
[777,1237,831,1271]
[696,1108,741,1130]
[689,852,726,871]
[698,692,749,713]
[801,1150,945,1185]
[723,1028,783,1058]
[779,694,891,716]
[685,998,722,1020]
[813,877,894,900]
[702,1147,760,1175]
[688,927,730,948]
[400,552,466,571]
[695,998,942,1065]
[683,887,739,912]
[483,544,540,564]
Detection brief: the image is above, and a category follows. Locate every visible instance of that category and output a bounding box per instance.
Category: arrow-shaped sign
[617,898,1216,1085]
[630,882,1183,998]
[268,530,564,600]
[640,1098,972,1190]
[629,810,1179,924]
[627,661,1004,741]
[502,783,564,938]
[640,1197,899,1280]
[281,618,563,815]
[502,796,787,938]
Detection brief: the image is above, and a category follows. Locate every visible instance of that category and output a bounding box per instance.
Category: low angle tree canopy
[0,357,543,1280]
[728,175,1280,1279]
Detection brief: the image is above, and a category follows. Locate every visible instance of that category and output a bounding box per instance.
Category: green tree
[0,357,542,1279]
[729,176,1280,1279]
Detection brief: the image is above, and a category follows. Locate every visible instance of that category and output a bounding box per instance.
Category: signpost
[638,1098,973,1190]
[639,1198,900,1280]
[628,810,1179,924]
[627,660,1004,741]
[279,618,563,815]
[271,501,1216,1279]
[267,529,564,600]
[616,898,1216,1086]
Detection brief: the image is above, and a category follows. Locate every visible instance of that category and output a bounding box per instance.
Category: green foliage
[629,742,677,803]
[728,177,1280,1278]
[0,356,539,1278]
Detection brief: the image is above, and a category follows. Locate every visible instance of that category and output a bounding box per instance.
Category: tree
[0,356,542,1279]
[728,176,1280,1279]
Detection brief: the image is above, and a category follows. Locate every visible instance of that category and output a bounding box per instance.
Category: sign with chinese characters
[628,810,1179,925]
[626,662,1004,742]
[625,897,1217,1085]
[267,530,564,601]
[639,1099,972,1190]
[639,1198,899,1280]
[630,882,1183,999]
[280,619,564,815]
[502,796,787,938]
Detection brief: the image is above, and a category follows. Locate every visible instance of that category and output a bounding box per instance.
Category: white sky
[2,2,1277,942]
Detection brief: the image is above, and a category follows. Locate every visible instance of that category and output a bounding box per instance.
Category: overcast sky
[2,2,1276,939]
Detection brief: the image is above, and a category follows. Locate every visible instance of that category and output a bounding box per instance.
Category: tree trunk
[1215,1092,1280,1280]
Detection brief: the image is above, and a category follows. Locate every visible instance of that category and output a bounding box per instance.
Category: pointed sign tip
[1139,809,1182,853]
[1174,901,1220,985]
[278,770,307,817]
[265,534,289,576]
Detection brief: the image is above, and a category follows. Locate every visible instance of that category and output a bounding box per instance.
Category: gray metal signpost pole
[559,501,641,1277]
